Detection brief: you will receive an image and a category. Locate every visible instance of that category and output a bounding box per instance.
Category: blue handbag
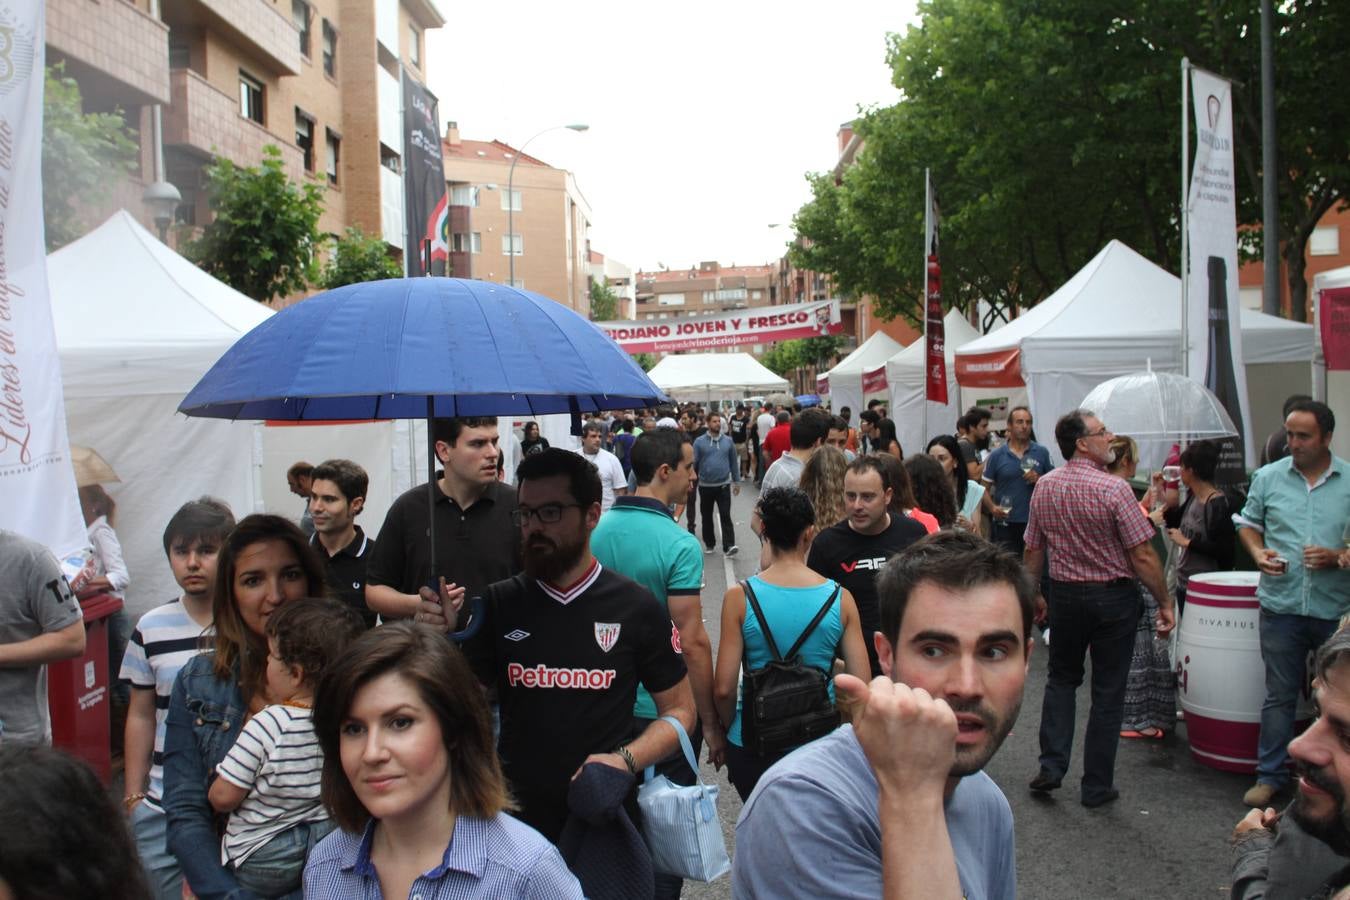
[636,715,731,882]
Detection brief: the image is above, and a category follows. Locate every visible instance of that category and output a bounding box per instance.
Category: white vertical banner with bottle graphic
[0,2,90,570]
[1186,65,1254,480]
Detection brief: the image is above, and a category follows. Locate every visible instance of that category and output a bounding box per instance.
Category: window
[325,129,340,185]
[658,293,686,307]
[1310,226,1340,257]
[452,233,482,253]
[509,278,525,289]
[408,22,421,67]
[295,109,314,172]
[451,185,479,207]
[322,19,337,77]
[169,31,191,69]
[239,71,264,124]
[292,0,311,57]
[751,290,762,300]
[502,234,523,256]
[500,189,522,212]
[379,147,400,174]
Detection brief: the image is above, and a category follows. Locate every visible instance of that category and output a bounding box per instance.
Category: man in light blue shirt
[692,412,741,556]
[1235,400,1350,809]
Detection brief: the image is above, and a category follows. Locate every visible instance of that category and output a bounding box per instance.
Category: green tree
[589,279,619,321]
[320,226,402,289]
[186,145,326,303]
[760,335,846,380]
[42,64,139,251]
[793,0,1348,324]
[631,352,656,372]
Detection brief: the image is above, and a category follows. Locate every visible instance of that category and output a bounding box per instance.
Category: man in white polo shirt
[577,420,627,513]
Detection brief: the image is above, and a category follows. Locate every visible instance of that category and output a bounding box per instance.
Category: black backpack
[740,580,842,757]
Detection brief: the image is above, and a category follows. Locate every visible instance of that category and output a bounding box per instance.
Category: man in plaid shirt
[1022,409,1175,808]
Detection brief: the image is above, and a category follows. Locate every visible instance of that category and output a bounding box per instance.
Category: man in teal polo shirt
[590,429,722,900]
[1235,400,1350,809]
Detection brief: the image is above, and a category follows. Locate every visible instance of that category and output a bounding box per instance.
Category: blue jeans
[1256,610,1338,787]
[232,819,336,899]
[1038,580,1141,802]
[131,802,184,900]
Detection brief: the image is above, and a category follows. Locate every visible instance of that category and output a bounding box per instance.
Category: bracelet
[615,745,637,775]
[123,792,146,809]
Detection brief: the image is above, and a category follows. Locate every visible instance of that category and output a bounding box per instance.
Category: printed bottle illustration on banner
[1205,256,1246,487]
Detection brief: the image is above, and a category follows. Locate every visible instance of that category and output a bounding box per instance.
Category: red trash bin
[48,591,123,783]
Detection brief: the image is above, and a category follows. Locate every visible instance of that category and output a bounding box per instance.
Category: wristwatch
[615,745,637,775]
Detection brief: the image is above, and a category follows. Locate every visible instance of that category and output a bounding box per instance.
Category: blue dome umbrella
[180,277,669,636]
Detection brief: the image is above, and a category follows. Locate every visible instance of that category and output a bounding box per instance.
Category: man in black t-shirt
[462,448,695,842]
[807,455,927,676]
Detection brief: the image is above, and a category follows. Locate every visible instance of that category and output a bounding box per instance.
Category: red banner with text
[1322,286,1350,371]
[596,299,842,355]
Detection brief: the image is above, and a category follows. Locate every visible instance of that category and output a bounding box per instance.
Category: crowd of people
[1,394,1349,900]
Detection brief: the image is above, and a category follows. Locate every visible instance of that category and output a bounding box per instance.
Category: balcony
[47,0,170,106]
[163,0,301,76]
[164,69,305,182]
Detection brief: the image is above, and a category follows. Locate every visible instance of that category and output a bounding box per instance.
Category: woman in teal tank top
[713,487,872,801]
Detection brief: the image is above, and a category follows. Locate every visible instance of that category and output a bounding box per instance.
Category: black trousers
[1038,579,1142,803]
[699,484,736,551]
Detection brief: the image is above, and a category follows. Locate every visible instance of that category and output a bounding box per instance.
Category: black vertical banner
[402,69,448,277]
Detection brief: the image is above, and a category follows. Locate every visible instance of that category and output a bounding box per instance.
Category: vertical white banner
[1186,67,1254,472]
[0,2,88,562]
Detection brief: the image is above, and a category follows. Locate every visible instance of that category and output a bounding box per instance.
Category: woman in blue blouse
[305,622,583,899]
[712,487,871,801]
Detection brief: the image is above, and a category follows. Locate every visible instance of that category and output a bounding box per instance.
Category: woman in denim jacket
[162,515,328,900]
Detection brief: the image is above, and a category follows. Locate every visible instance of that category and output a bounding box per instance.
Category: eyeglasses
[1083,428,1112,439]
[511,503,581,526]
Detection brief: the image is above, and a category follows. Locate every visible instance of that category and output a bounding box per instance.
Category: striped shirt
[1024,457,1155,582]
[302,814,584,899]
[216,705,326,866]
[117,599,211,809]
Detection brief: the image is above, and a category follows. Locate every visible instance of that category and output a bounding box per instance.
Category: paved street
[679,480,1255,899]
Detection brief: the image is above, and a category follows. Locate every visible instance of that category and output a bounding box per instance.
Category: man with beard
[1231,628,1350,899]
[461,448,696,843]
[1024,410,1175,808]
[733,530,1033,899]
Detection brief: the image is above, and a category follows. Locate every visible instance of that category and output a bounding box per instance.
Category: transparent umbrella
[1080,371,1238,444]
[69,445,120,488]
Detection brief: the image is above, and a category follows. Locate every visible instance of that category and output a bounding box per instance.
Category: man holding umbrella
[365,417,520,623]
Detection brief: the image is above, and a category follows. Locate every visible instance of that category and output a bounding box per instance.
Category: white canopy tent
[819,331,904,419]
[883,309,982,456]
[647,352,788,400]
[954,240,1315,466]
[49,211,402,618]
[1313,264,1350,459]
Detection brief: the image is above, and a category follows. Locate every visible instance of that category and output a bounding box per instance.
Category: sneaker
[725,546,740,557]
[1243,782,1278,808]
[1082,789,1120,809]
[1029,770,1062,793]
[704,547,716,555]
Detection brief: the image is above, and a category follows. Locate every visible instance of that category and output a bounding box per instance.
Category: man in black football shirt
[461,448,695,842]
[807,454,927,676]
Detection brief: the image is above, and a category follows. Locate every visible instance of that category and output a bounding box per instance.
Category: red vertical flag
[924,171,948,404]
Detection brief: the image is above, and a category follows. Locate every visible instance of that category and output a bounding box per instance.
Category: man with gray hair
[1023,409,1174,808]
[1231,627,1350,898]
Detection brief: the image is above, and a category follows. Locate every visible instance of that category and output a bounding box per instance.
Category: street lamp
[143,179,182,242]
[506,123,588,286]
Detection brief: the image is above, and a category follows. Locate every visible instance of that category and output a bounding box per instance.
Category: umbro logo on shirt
[841,557,888,573]
[505,629,531,641]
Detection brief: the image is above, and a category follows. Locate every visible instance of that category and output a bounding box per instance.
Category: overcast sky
[425,1,917,274]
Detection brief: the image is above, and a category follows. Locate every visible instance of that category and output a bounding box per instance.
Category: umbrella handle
[446,595,486,643]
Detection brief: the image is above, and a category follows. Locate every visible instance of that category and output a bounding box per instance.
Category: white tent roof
[954,240,1312,384]
[884,310,982,457]
[884,309,982,386]
[49,209,273,397]
[647,352,788,397]
[826,331,905,376]
[1314,264,1350,293]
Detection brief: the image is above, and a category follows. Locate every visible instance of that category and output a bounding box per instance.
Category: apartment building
[1238,205,1350,321]
[441,124,593,312]
[587,250,636,319]
[633,261,778,354]
[46,0,442,271]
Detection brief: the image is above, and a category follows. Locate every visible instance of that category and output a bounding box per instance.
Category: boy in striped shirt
[208,598,365,898]
[120,498,235,900]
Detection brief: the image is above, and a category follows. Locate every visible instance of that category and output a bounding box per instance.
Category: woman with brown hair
[877,452,938,535]
[1106,436,1176,740]
[799,444,849,534]
[305,622,583,898]
[162,514,329,899]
